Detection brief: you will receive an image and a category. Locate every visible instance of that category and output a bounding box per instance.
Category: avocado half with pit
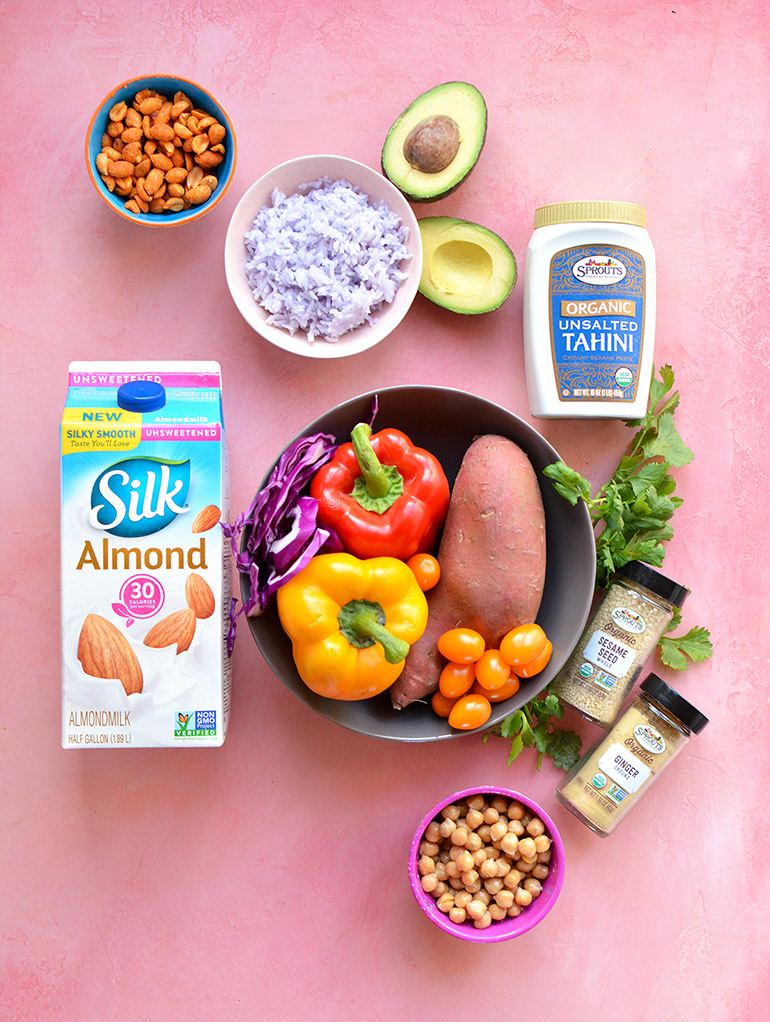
[418,217,517,315]
[381,82,487,202]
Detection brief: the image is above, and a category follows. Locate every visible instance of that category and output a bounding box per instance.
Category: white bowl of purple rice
[224,155,422,358]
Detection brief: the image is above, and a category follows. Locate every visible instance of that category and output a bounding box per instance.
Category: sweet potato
[390,434,546,709]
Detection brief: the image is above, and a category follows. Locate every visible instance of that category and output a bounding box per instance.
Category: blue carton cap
[117,380,166,413]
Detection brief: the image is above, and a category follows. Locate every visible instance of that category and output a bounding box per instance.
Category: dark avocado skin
[381,82,487,203]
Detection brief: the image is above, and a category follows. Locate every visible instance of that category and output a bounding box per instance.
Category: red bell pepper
[310,423,450,560]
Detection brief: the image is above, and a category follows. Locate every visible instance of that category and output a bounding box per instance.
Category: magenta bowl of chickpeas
[408,787,565,942]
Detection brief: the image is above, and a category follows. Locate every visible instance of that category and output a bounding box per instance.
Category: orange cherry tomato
[472,674,520,703]
[474,649,512,691]
[448,694,492,730]
[437,628,486,664]
[431,690,458,718]
[406,553,441,592]
[515,639,553,678]
[500,623,549,670]
[439,661,476,699]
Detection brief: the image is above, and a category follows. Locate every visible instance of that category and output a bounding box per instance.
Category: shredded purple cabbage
[223,397,379,654]
[222,432,341,640]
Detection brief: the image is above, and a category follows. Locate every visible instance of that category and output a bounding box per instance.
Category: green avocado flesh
[381,82,487,202]
[418,217,517,314]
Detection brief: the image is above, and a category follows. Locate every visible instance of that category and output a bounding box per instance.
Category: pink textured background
[2,1,769,1019]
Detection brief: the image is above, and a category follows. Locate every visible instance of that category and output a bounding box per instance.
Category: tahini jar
[523,201,656,418]
[555,673,708,837]
[549,561,689,728]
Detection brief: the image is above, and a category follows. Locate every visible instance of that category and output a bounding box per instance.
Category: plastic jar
[523,201,656,419]
[555,673,708,836]
[549,561,689,728]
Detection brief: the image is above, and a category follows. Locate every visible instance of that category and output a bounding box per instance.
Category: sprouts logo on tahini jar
[572,255,627,286]
[611,606,646,634]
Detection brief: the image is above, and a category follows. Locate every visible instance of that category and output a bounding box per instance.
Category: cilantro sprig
[494,365,712,771]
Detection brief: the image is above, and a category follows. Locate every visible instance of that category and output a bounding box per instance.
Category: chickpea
[455,850,474,873]
[464,879,482,894]
[418,855,435,876]
[521,811,532,828]
[495,858,512,878]
[475,890,491,905]
[449,877,465,891]
[445,860,459,879]
[480,858,498,879]
[439,817,456,839]
[536,849,552,863]
[467,794,485,812]
[465,808,484,830]
[491,796,509,814]
[425,821,441,843]
[450,826,470,847]
[514,887,533,907]
[473,911,493,930]
[507,800,525,820]
[508,819,525,837]
[442,803,461,821]
[532,864,550,881]
[489,821,508,842]
[467,898,488,920]
[465,831,482,852]
[434,861,448,882]
[477,824,492,843]
[523,877,543,899]
[421,873,439,893]
[461,868,480,888]
[420,840,440,857]
[455,890,473,909]
[517,858,536,873]
[433,881,448,898]
[449,906,467,925]
[473,848,488,867]
[534,835,551,854]
[526,816,546,838]
[518,837,537,859]
[499,832,519,857]
[489,903,507,921]
[507,903,523,918]
[494,889,515,910]
[436,892,455,913]
[484,877,504,896]
[504,869,524,890]
[483,807,500,825]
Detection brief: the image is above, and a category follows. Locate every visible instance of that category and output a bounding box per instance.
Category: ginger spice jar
[555,673,708,837]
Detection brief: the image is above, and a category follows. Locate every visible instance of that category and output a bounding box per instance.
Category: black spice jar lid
[618,561,690,608]
[641,673,709,734]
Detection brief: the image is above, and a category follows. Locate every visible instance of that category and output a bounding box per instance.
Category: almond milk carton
[61,361,231,747]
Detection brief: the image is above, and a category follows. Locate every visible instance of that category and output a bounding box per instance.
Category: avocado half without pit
[381,82,487,202]
[417,217,517,315]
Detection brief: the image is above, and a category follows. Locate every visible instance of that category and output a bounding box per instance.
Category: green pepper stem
[349,424,405,515]
[351,423,390,498]
[338,599,410,664]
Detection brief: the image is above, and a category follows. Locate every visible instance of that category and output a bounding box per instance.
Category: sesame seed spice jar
[549,561,690,728]
[555,673,709,837]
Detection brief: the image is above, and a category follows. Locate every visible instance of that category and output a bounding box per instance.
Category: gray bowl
[242,386,596,741]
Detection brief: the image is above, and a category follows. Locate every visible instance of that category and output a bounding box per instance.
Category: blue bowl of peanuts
[86,74,237,226]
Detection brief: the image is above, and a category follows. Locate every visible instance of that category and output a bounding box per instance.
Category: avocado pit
[403,115,461,174]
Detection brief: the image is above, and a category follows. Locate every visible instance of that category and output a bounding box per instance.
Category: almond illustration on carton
[77,614,144,696]
[191,504,221,533]
[144,608,196,653]
[185,573,216,619]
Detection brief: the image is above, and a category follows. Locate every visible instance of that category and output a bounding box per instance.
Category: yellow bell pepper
[276,552,429,700]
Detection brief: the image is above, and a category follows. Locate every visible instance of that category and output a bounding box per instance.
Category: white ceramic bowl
[224,155,422,358]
